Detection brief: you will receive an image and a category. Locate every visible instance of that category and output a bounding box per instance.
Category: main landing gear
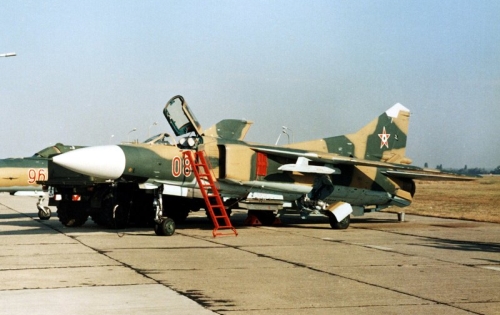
[297,195,352,230]
[327,211,351,229]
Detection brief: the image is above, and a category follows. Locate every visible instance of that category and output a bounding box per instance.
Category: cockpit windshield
[163,95,202,137]
[143,133,175,145]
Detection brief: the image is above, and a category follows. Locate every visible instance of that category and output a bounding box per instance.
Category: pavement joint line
[183,230,487,315]
[480,266,500,272]
[97,245,225,251]
[0,282,154,293]
[0,264,120,272]
[0,242,76,247]
[324,239,419,259]
[364,245,394,251]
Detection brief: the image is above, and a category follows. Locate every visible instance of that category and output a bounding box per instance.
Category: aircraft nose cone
[53,145,126,179]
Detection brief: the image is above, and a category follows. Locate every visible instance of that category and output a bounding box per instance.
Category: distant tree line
[424,163,500,175]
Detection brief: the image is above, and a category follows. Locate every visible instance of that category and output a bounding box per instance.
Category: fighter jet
[0,144,82,219]
[39,101,253,233]
[47,95,475,235]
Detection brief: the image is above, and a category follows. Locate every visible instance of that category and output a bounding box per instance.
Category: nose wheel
[154,217,176,236]
[37,195,51,220]
[38,207,51,220]
[152,189,175,236]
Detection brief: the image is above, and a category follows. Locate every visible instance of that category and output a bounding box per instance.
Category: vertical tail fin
[286,103,412,164]
[343,103,412,163]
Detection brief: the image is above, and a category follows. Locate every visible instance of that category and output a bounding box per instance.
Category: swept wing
[251,146,477,181]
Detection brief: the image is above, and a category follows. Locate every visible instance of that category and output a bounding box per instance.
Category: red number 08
[172,157,192,177]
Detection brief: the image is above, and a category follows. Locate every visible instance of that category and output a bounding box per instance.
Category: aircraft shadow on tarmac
[0,211,236,236]
[411,236,500,255]
[177,212,401,231]
[0,212,29,220]
[0,212,59,236]
[0,211,403,236]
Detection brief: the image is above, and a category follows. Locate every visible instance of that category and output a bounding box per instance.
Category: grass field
[397,176,500,223]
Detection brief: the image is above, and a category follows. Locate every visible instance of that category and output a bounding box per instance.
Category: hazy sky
[1,0,499,169]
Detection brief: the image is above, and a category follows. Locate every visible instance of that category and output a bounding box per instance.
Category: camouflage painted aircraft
[43,95,475,235]
[0,144,82,219]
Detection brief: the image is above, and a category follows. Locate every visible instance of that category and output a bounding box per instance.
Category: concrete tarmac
[0,194,499,315]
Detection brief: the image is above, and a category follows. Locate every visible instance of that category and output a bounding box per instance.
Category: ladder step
[215,225,236,229]
[214,233,238,237]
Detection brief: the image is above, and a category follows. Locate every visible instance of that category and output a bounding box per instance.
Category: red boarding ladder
[182,150,238,237]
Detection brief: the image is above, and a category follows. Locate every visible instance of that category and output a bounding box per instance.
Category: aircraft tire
[57,201,88,227]
[38,207,51,220]
[154,218,176,236]
[328,213,350,229]
[93,192,131,229]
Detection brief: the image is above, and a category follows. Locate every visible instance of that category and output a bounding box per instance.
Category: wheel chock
[244,214,262,226]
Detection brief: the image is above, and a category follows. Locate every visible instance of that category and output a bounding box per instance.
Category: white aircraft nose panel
[53,145,126,179]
